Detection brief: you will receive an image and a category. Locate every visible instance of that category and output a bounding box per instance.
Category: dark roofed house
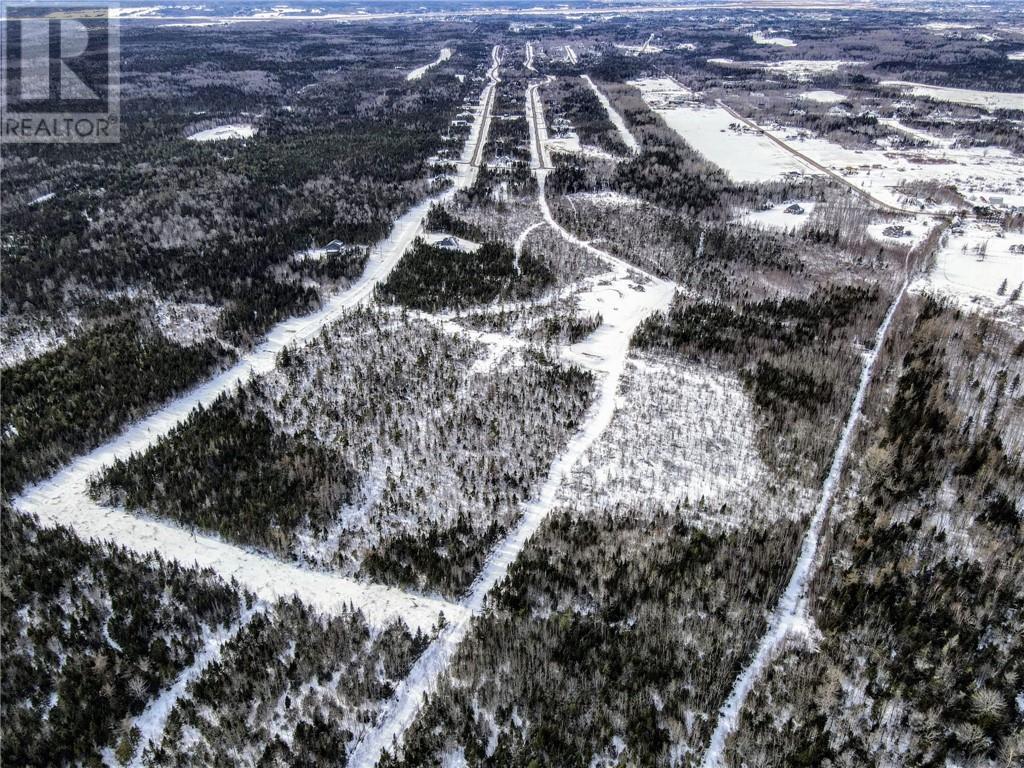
[785,203,805,215]
[436,236,463,251]
[324,239,346,255]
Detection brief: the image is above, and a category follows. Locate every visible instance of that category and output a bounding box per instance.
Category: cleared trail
[116,601,267,768]
[582,74,638,153]
[345,77,675,768]
[13,51,502,632]
[699,278,910,766]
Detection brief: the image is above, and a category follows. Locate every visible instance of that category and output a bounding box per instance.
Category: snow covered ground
[865,216,934,248]
[1009,51,1024,61]
[880,81,1024,112]
[558,355,815,527]
[708,58,863,82]
[630,77,816,183]
[799,90,847,104]
[581,74,639,153]
[186,123,256,141]
[12,59,502,634]
[699,278,911,767]
[346,229,675,768]
[767,124,1024,212]
[737,201,816,231]
[407,47,453,81]
[751,30,796,47]
[913,222,1024,319]
[116,601,266,768]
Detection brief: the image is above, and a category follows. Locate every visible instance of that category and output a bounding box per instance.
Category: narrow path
[467,45,502,168]
[116,601,267,768]
[581,74,638,153]
[513,220,547,274]
[13,51,502,632]
[698,277,910,767]
[525,41,536,72]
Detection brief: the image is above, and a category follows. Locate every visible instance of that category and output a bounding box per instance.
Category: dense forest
[140,598,430,767]
[376,237,555,311]
[724,297,1024,766]
[88,308,595,596]
[91,391,358,557]
[379,506,805,767]
[1,316,229,494]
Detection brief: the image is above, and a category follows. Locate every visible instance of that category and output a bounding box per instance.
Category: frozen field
[774,125,1024,212]
[800,90,848,104]
[751,30,796,47]
[630,77,817,183]
[186,123,257,141]
[708,58,862,82]
[737,201,816,230]
[914,223,1024,319]
[880,81,1024,112]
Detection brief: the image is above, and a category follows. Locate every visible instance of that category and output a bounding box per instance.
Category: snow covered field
[800,89,847,104]
[630,77,816,183]
[914,222,1024,319]
[186,123,256,141]
[880,81,1024,112]
[737,201,815,231]
[407,47,452,81]
[769,125,1024,211]
[751,30,796,47]
[708,58,863,82]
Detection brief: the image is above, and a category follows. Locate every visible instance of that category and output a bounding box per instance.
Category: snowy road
[345,83,676,768]
[527,75,555,169]
[581,74,639,153]
[13,50,503,633]
[698,277,911,766]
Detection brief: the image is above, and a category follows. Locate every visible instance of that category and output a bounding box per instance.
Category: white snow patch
[751,30,796,47]
[559,356,815,526]
[913,222,1024,318]
[186,123,256,142]
[29,191,56,205]
[737,201,816,231]
[880,81,1024,112]
[630,77,815,183]
[799,90,847,104]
